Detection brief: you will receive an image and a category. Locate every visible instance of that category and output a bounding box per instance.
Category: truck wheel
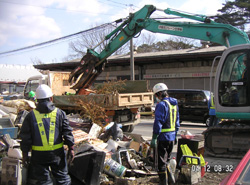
[122,125,130,132]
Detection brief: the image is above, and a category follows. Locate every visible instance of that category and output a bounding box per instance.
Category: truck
[23,71,154,132]
[23,70,75,97]
[25,5,250,156]
[66,4,250,158]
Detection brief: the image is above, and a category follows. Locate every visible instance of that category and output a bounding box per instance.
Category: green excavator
[68,5,250,158]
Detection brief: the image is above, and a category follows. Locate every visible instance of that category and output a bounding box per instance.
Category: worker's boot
[158,171,168,185]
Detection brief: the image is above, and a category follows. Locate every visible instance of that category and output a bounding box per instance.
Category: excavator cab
[215,44,250,120]
[205,44,250,157]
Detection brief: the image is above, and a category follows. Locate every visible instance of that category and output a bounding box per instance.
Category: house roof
[108,46,226,61]
[33,46,227,71]
[0,64,42,83]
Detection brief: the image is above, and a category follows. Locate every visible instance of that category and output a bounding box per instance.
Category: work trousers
[209,115,220,127]
[27,154,71,185]
[157,140,174,172]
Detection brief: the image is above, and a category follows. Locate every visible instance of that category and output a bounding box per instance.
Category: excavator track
[204,120,250,158]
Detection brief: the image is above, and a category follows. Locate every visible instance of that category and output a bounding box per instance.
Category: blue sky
[0,0,226,65]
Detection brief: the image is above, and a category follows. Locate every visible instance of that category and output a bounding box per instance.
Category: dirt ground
[196,172,229,185]
[102,172,229,184]
[136,172,229,185]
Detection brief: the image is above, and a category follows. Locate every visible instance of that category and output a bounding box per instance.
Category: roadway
[132,117,207,139]
[132,117,241,173]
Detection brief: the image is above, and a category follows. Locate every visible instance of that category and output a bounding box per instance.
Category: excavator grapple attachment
[68,53,106,92]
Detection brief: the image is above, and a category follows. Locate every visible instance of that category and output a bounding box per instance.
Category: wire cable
[0,22,115,57]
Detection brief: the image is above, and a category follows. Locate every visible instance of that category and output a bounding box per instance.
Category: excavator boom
[69,4,249,93]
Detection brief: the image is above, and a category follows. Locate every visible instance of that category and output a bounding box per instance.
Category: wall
[96,59,218,92]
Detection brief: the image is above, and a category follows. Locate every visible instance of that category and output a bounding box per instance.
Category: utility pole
[129,4,135,81]
[130,37,135,81]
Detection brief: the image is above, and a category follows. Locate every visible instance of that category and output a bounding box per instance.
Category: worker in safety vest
[242,55,248,80]
[20,84,75,185]
[151,83,180,185]
[208,92,220,126]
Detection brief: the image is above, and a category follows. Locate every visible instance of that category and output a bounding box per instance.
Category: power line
[104,0,129,7]
[97,0,127,9]
[0,22,115,57]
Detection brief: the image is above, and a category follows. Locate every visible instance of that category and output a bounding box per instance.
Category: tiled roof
[108,46,227,60]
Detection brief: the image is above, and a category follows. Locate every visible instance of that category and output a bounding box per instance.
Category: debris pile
[0,91,208,185]
[0,98,159,185]
[94,79,126,94]
[0,98,35,184]
[67,114,158,184]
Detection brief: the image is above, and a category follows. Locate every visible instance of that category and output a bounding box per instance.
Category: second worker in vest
[20,84,75,185]
[151,83,180,185]
[208,92,220,127]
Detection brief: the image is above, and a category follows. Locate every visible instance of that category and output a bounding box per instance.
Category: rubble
[94,79,126,94]
[2,99,35,112]
[0,99,232,185]
[66,116,161,184]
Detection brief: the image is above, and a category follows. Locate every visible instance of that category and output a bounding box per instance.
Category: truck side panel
[53,92,153,110]
[118,93,154,107]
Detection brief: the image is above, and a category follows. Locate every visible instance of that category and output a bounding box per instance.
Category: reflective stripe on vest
[161,100,177,132]
[32,108,63,151]
[210,95,215,110]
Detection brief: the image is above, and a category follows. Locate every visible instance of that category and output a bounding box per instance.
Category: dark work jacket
[20,100,74,163]
[153,97,180,141]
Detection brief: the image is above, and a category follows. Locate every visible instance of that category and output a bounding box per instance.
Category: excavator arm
[69,5,249,93]
[69,5,156,92]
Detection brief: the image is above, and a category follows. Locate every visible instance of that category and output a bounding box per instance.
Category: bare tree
[136,36,197,53]
[138,31,157,45]
[67,23,130,61]
[30,57,43,65]
[166,36,197,50]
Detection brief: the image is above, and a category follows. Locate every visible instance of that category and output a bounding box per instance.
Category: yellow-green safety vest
[161,100,177,133]
[32,108,63,151]
[210,95,215,110]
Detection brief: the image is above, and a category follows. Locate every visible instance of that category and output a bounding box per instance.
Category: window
[24,80,40,98]
[219,50,250,106]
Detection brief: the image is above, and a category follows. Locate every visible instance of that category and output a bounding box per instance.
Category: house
[33,46,226,91]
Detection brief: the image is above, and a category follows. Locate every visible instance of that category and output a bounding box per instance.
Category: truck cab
[23,74,48,99]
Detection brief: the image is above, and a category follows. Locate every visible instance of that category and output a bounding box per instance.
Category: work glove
[22,152,29,167]
[150,134,158,148]
[67,146,75,163]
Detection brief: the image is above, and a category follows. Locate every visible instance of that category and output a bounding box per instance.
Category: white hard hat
[229,86,237,92]
[153,83,168,94]
[36,84,53,99]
